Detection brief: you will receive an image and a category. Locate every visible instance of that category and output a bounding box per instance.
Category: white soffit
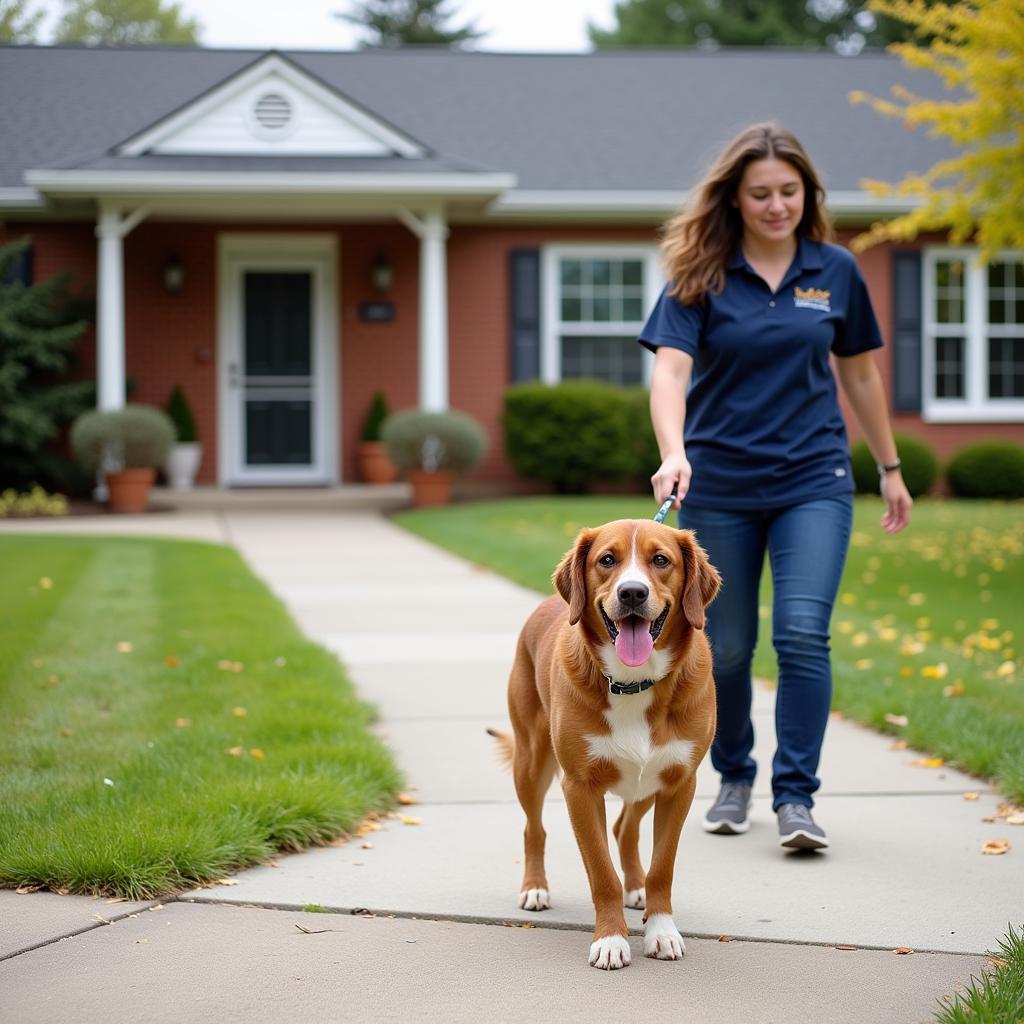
[117,54,426,159]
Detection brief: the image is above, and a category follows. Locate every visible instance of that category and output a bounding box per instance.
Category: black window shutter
[509,249,540,382]
[891,250,923,412]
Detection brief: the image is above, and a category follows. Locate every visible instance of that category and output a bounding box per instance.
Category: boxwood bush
[946,440,1024,499]
[380,408,487,474]
[503,381,637,492]
[850,433,938,498]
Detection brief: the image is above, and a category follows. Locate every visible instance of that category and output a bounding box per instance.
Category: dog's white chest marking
[585,694,696,803]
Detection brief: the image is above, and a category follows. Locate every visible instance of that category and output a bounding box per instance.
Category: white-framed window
[923,248,1024,421]
[541,245,662,387]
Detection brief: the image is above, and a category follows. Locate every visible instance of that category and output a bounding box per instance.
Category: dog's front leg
[642,772,697,961]
[562,776,630,970]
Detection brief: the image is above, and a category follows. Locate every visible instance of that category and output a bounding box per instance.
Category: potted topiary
[71,404,175,513]
[357,391,398,484]
[381,408,488,506]
[164,385,203,490]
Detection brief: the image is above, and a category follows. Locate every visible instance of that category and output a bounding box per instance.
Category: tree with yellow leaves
[849,0,1024,261]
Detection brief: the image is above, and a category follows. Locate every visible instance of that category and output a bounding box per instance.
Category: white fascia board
[117,53,425,159]
[0,188,47,210]
[24,169,517,198]
[489,189,918,219]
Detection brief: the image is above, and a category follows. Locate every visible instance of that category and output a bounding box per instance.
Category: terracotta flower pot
[357,441,399,484]
[105,468,156,514]
[409,469,453,507]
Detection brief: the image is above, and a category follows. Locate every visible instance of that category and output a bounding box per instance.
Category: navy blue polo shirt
[638,238,883,509]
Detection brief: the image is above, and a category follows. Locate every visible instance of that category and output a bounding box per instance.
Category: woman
[639,123,912,851]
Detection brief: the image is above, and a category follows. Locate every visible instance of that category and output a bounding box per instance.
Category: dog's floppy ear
[677,529,721,630]
[553,528,596,626]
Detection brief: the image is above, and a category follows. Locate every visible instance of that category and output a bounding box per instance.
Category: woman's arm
[650,346,694,508]
[834,352,913,534]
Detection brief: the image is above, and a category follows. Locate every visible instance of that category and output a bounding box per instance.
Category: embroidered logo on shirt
[794,287,831,312]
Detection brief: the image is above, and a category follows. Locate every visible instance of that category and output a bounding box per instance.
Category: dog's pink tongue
[615,618,653,667]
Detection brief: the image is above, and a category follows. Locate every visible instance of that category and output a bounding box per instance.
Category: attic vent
[253,92,292,132]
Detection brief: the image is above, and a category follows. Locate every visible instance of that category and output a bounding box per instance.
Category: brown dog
[489,518,720,970]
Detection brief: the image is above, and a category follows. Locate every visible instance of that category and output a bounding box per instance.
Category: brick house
[1,44,1021,487]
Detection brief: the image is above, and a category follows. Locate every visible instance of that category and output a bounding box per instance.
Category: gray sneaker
[777,803,829,850]
[702,782,752,834]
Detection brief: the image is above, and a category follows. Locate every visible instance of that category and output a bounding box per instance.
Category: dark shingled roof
[0,45,954,195]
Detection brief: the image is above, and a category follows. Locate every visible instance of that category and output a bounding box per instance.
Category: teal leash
[653,486,678,524]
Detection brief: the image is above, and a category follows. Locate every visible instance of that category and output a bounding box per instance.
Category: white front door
[218,236,338,486]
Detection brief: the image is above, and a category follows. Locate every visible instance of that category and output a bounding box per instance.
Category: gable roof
[0,45,955,218]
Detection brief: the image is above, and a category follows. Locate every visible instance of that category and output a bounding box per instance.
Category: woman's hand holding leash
[652,453,691,511]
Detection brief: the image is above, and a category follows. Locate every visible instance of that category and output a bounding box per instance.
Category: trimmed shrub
[946,440,1024,499]
[166,385,198,443]
[850,433,939,498]
[381,408,487,474]
[70,405,175,472]
[360,391,390,443]
[503,381,635,493]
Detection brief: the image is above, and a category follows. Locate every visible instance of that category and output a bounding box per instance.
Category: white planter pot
[165,442,203,491]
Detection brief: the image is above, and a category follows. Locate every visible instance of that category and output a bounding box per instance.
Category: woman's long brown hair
[663,123,833,306]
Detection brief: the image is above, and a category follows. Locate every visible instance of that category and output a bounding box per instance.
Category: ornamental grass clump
[381,408,488,475]
[71,405,176,472]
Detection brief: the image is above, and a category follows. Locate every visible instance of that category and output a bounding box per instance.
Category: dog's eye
[652,554,670,568]
[598,553,616,567]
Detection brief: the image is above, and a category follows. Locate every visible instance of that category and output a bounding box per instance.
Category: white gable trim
[117,53,425,160]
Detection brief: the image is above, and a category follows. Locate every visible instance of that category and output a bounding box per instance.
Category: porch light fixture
[163,255,185,295]
[371,253,393,293]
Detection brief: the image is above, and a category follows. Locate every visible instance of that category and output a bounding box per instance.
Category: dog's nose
[617,582,649,608]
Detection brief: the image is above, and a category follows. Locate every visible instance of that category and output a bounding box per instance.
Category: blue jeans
[679,495,853,810]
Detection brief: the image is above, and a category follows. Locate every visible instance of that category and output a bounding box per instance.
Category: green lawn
[394,495,1024,802]
[0,535,402,900]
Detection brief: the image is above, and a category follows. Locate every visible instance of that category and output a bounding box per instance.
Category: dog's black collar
[605,675,656,696]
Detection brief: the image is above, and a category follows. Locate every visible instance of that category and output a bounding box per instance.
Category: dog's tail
[486,727,514,771]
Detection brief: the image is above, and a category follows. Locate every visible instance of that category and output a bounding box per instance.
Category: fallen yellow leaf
[996,661,1016,678]
[855,659,873,670]
[164,655,179,667]
[225,746,245,757]
[921,663,948,679]
[884,713,909,727]
[894,948,914,955]
[981,839,1010,855]
[913,758,944,769]
[396,792,417,806]
[963,793,980,801]
[175,718,192,728]
[401,816,423,826]
[232,707,248,717]
[1006,815,1024,826]
[116,641,133,653]
[40,577,53,589]
[249,748,265,760]
[942,682,965,697]
[718,936,733,942]
[907,593,926,606]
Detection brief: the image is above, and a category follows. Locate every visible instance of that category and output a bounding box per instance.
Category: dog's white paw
[589,934,631,970]
[643,914,685,960]
[624,887,646,910]
[518,888,550,911]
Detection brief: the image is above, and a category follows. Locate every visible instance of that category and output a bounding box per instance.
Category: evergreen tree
[53,0,201,45]
[850,0,1024,260]
[336,0,485,48]
[589,0,910,53]
[0,238,94,491]
[0,0,44,42]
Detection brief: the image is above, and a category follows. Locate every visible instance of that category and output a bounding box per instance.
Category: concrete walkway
[1,508,1020,1023]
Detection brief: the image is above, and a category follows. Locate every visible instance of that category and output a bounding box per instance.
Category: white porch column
[398,208,449,411]
[94,203,150,410]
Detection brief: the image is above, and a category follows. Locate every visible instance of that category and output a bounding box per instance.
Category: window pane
[934,260,964,324]
[989,297,1007,325]
[561,295,582,321]
[561,335,643,386]
[988,336,1024,399]
[934,335,965,398]
[622,261,643,286]
[591,260,611,287]
[592,295,611,321]
[622,296,644,320]
[561,260,581,286]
